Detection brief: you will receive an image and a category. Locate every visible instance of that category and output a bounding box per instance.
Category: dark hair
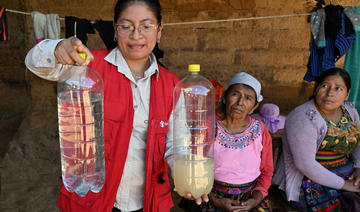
[314,68,351,93]
[114,0,162,23]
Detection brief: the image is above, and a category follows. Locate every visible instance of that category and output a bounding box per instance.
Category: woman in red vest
[25,0,208,211]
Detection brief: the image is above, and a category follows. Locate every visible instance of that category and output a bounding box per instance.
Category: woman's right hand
[54,37,94,66]
[220,198,243,212]
[342,179,360,192]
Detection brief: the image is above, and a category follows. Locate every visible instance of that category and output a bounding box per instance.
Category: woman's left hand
[349,168,360,187]
[173,187,209,205]
[236,190,262,212]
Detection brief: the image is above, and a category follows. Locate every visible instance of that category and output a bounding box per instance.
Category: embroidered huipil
[214,116,273,198]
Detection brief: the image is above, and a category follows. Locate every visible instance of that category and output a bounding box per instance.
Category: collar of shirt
[104,47,159,83]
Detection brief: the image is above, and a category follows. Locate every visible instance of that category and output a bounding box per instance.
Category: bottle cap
[79,53,87,60]
[188,64,200,72]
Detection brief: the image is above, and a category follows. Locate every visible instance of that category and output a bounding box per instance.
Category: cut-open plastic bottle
[57,53,105,197]
[172,64,215,199]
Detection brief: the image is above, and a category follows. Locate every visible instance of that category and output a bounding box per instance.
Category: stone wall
[0,0,359,211]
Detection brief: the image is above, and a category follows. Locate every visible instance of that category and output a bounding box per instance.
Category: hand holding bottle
[184,192,209,205]
[54,37,94,66]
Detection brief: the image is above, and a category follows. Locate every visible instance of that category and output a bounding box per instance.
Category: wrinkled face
[314,74,349,114]
[224,84,258,119]
[114,2,162,63]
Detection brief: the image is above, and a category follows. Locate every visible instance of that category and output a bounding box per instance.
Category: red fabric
[36,38,45,43]
[0,7,9,41]
[57,49,178,212]
[208,78,224,106]
[253,122,273,198]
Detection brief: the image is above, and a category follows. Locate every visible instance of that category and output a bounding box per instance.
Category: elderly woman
[24,0,207,211]
[180,72,273,212]
[273,68,360,211]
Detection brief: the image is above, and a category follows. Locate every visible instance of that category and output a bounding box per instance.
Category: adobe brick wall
[0,0,30,158]
[0,0,359,211]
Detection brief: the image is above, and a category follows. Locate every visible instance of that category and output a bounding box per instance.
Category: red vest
[57,50,178,212]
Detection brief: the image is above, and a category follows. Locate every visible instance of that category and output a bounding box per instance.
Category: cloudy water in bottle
[174,155,214,199]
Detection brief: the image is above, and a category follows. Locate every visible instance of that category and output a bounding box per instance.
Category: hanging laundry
[344,6,360,31]
[31,11,60,44]
[93,19,117,50]
[324,5,344,38]
[344,6,360,112]
[0,7,9,41]
[65,16,95,46]
[304,5,356,82]
[310,8,326,48]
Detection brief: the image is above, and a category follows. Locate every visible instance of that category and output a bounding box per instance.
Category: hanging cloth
[324,5,344,38]
[65,16,95,46]
[344,7,360,31]
[304,6,356,82]
[0,7,9,41]
[310,8,326,48]
[93,19,117,50]
[344,6,360,112]
[31,11,60,44]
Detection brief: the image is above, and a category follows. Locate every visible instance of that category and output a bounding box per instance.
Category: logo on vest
[160,120,168,128]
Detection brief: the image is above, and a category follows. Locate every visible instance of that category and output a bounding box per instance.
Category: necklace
[316,105,343,125]
[132,73,144,80]
[130,60,149,81]
[220,117,250,134]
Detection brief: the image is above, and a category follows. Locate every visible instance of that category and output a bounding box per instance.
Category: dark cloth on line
[65,16,95,46]
[93,19,117,50]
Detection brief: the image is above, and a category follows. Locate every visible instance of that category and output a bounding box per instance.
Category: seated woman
[181,72,273,212]
[273,68,360,211]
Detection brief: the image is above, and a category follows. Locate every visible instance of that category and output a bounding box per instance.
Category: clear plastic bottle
[57,53,105,197]
[173,64,215,199]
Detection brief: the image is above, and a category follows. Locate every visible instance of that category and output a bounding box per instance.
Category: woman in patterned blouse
[200,72,273,212]
[273,68,360,211]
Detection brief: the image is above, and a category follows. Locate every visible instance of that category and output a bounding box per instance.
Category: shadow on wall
[0,75,61,212]
[262,82,314,115]
[0,83,30,158]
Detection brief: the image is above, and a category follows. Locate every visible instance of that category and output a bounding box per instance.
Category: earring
[156,39,160,44]
[114,34,117,42]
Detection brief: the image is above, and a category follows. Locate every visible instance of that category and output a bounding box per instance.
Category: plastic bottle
[173,64,215,199]
[57,53,105,197]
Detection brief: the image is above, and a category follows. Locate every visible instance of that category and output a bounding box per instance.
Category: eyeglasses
[115,23,158,36]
